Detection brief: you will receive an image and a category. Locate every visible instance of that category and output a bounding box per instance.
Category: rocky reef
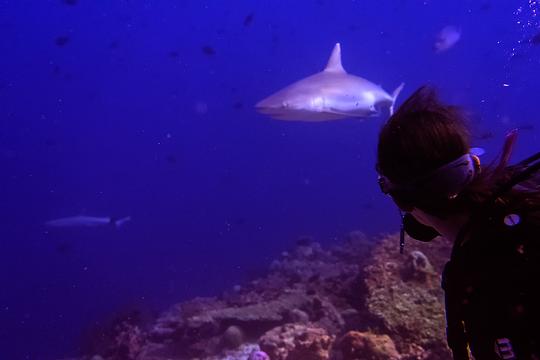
[75,231,453,360]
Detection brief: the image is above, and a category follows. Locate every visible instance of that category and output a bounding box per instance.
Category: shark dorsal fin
[324,43,346,73]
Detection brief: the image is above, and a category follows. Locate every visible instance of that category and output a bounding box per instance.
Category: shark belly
[255,43,403,122]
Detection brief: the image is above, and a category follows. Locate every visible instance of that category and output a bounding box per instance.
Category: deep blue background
[0,1,539,359]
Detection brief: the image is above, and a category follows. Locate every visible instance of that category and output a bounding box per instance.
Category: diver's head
[376,86,481,243]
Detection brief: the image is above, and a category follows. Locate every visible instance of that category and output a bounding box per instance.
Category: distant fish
[479,2,491,11]
[517,123,535,131]
[55,36,70,47]
[63,0,78,5]
[434,26,461,53]
[45,215,131,228]
[56,241,73,254]
[530,32,540,45]
[202,45,216,56]
[243,13,254,27]
[165,154,177,164]
[255,43,404,121]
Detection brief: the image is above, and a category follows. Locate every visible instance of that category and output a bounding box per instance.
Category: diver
[375,86,540,359]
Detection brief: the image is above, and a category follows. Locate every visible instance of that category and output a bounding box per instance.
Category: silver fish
[255,43,404,121]
[45,215,131,228]
[434,26,461,53]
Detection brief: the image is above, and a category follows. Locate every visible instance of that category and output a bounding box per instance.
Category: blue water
[1,1,539,358]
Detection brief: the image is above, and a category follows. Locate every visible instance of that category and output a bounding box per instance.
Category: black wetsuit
[442,200,540,359]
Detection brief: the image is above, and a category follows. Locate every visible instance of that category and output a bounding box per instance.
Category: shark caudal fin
[111,216,131,228]
[389,83,405,116]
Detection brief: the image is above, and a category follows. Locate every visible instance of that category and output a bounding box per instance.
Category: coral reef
[75,231,453,360]
[364,236,452,359]
[259,323,334,360]
[338,331,400,360]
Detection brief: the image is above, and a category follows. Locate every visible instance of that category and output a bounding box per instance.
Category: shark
[45,215,131,228]
[255,43,404,121]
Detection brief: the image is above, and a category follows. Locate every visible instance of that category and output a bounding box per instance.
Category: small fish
[63,0,78,5]
[56,241,73,254]
[479,2,491,11]
[530,32,540,45]
[55,36,70,47]
[434,26,461,53]
[165,154,177,164]
[45,215,131,228]
[517,123,534,131]
[243,13,254,27]
[202,46,215,56]
[255,43,404,121]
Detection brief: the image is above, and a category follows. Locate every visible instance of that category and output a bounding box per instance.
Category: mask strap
[399,209,405,254]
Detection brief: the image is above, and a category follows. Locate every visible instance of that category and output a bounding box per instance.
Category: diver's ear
[471,154,481,174]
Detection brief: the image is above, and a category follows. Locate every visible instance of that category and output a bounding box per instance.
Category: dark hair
[377,86,540,217]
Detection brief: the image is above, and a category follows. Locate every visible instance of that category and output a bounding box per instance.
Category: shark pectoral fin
[389,82,405,115]
[110,216,131,228]
[324,43,346,73]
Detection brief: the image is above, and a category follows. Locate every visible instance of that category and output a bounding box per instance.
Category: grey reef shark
[255,42,404,121]
[45,215,131,228]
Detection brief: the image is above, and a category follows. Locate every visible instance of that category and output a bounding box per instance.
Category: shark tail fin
[389,83,405,116]
[111,216,131,228]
